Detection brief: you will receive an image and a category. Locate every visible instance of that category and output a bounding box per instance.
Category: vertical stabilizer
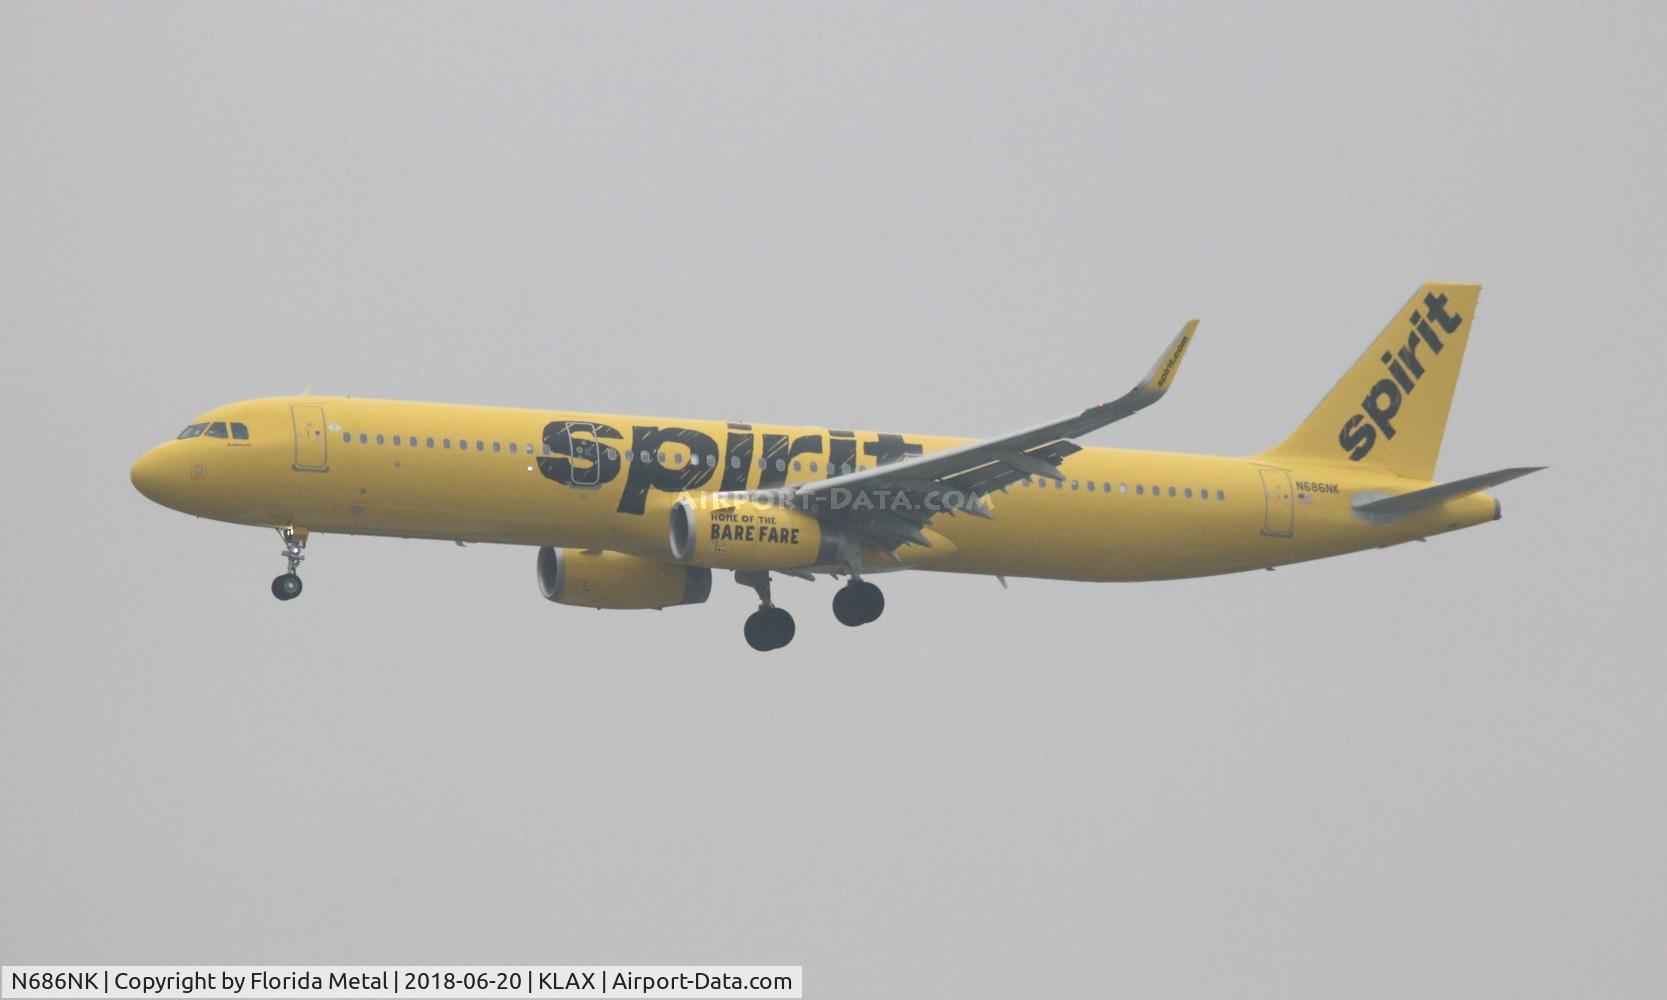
[1259,283,1480,481]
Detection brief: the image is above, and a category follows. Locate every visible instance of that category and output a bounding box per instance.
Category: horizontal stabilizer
[1352,466,1545,520]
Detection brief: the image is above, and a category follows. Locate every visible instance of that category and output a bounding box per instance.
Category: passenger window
[1168,486,1176,497]
[730,456,741,468]
[1071,480,1079,490]
[393,435,402,446]
[509,443,517,453]
[443,439,451,449]
[1200,488,1209,501]
[342,431,351,443]
[1185,488,1192,498]
[360,433,368,444]
[1087,481,1096,492]
[1217,490,1225,500]
[231,423,249,440]
[494,442,502,453]
[775,459,785,471]
[793,460,802,472]
[176,423,208,439]
[476,440,484,451]
[459,440,469,451]
[376,434,385,445]
[1119,483,1127,494]
[1151,485,1158,496]
[1135,484,1143,495]
[427,437,435,448]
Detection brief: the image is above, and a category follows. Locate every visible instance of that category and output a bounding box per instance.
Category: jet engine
[536,546,711,610]
[669,496,836,570]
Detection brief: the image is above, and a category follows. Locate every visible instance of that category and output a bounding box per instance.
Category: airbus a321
[131,283,1540,650]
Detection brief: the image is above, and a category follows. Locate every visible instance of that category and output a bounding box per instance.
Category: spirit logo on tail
[1338,291,1465,461]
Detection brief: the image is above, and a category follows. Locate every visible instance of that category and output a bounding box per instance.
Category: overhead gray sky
[3,3,1664,996]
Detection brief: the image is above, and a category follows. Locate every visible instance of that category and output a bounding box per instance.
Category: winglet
[1138,319,1198,397]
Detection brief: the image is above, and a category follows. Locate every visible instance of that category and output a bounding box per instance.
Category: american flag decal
[1298,492,1313,504]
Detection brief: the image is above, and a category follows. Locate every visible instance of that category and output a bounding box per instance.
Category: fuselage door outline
[566,422,604,488]
[290,404,329,472]
[1259,467,1294,537]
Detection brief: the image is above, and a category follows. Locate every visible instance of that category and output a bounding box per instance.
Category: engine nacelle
[536,546,711,610]
[669,496,834,570]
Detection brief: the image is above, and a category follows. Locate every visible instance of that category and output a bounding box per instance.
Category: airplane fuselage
[130,395,1498,584]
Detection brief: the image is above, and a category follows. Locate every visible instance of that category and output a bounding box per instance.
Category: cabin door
[1259,467,1294,537]
[291,404,329,471]
[566,423,604,487]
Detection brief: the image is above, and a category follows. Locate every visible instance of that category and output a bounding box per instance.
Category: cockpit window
[204,422,229,438]
[231,422,249,440]
[177,423,208,439]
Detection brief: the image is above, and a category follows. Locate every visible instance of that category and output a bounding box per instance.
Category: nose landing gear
[271,526,307,601]
[832,579,884,626]
[736,570,795,651]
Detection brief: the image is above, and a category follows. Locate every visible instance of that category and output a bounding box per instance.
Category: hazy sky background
[3,3,1664,996]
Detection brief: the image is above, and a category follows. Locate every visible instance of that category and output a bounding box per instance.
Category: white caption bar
[1,967,802,999]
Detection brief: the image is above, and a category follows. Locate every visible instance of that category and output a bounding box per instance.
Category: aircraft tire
[835,581,883,626]
[271,573,303,601]
[745,607,795,651]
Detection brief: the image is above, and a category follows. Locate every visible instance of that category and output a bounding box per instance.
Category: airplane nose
[130,446,170,505]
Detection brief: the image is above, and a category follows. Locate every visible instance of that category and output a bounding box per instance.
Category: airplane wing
[747,320,1198,557]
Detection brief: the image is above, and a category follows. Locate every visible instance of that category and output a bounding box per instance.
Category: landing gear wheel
[744,606,796,651]
[272,526,308,601]
[271,572,303,601]
[833,580,884,626]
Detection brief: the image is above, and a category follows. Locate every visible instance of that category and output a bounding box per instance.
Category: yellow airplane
[131,282,1540,650]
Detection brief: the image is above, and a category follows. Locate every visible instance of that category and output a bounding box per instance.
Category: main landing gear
[271,526,307,601]
[744,606,796,652]
[832,579,884,627]
[737,570,795,652]
[735,572,887,650]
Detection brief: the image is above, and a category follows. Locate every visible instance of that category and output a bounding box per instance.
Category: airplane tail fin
[1259,282,1481,481]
